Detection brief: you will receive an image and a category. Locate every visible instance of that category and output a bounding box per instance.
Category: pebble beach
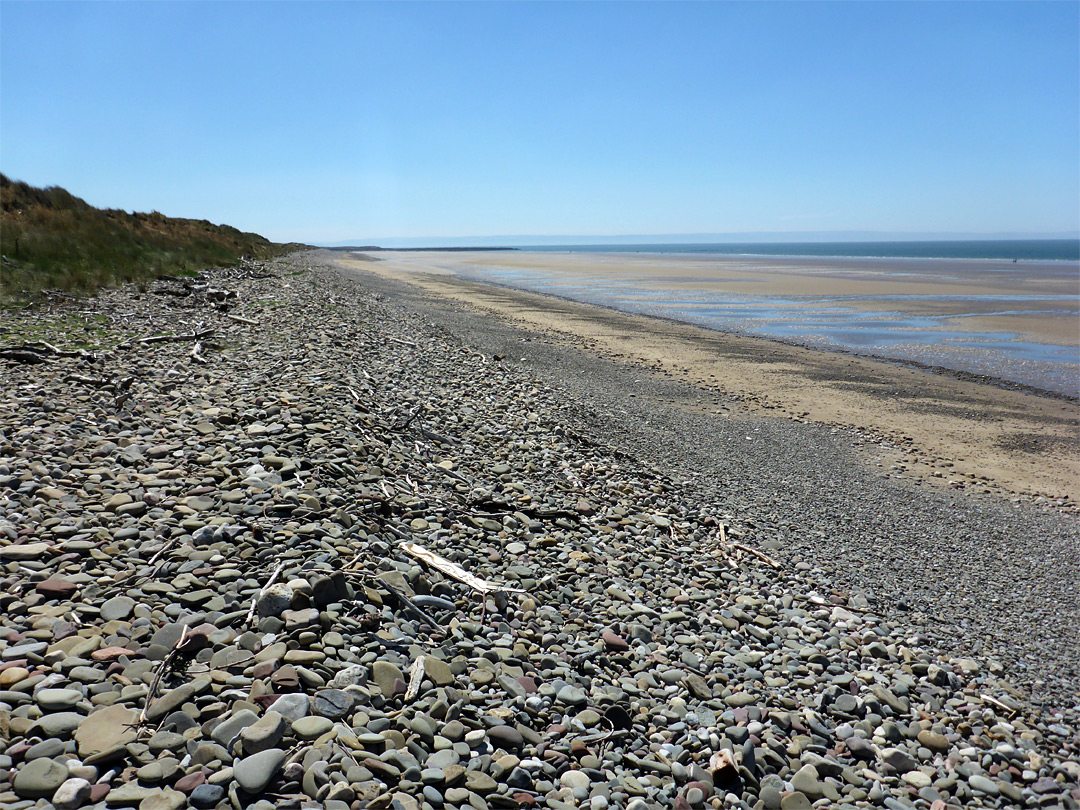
[0,250,1077,810]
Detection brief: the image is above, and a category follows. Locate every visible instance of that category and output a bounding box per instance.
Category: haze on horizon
[2,2,1078,245]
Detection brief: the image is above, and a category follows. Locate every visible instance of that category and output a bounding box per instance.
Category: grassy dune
[0,174,302,299]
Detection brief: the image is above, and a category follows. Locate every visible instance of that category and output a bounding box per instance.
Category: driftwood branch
[405,655,426,702]
[138,328,216,345]
[226,313,259,325]
[400,541,525,595]
[730,541,780,568]
[0,349,50,364]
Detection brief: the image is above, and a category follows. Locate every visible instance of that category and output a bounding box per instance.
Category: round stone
[13,757,70,799]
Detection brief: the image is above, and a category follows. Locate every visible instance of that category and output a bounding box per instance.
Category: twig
[730,541,781,568]
[226,313,259,325]
[980,694,1019,718]
[139,625,189,728]
[245,562,286,626]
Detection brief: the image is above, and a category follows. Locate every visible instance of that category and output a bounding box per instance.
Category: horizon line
[317,230,1080,248]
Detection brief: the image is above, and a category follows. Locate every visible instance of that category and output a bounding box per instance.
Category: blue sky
[2,1,1078,245]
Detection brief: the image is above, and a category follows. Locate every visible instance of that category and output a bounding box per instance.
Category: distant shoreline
[325,238,1079,262]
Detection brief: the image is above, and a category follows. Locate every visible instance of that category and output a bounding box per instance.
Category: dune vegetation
[0,174,301,300]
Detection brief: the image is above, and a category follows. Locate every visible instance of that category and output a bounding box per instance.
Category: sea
[520,239,1079,262]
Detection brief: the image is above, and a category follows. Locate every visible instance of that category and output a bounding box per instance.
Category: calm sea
[522,239,1079,262]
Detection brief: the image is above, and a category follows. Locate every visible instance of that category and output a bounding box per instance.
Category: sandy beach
[337,251,1079,506]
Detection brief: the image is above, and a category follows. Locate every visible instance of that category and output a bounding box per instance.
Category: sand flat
[362,249,1079,395]
[337,252,1080,504]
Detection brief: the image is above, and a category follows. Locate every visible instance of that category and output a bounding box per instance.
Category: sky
[2,1,1078,246]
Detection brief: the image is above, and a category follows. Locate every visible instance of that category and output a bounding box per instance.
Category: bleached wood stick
[400,541,525,595]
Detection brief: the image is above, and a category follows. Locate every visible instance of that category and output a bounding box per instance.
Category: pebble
[233,749,287,793]
[13,757,69,799]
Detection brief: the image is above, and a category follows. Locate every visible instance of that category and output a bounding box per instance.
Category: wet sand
[335,252,1080,505]
[360,250,1079,396]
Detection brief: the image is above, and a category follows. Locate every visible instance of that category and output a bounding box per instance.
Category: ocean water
[522,239,1080,262]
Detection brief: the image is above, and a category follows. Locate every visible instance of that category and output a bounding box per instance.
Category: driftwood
[730,541,780,568]
[65,374,108,386]
[405,655,426,701]
[387,337,417,349]
[1,341,97,364]
[0,349,50,364]
[712,524,780,569]
[190,342,208,364]
[138,328,216,345]
[226,313,259,325]
[400,541,525,595]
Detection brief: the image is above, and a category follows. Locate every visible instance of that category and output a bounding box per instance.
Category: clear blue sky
[2,1,1078,245]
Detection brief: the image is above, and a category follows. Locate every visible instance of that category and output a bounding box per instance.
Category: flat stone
[556,685,587,707]
[234,748,287,793]
[257,583,294,617]
[100,596,135,622]
[487,724,524,750]
[464,770,498,794]
[780,793,812,810]
[36,687,83,711]
[0,542,51,560]
[13,756,69,799]
[601,630,630,651]
[138,788,186,810]
[902,770,933,788]
[292,715,333,740]
[724,692,756,708]
[190,784,225,808]
[105,781,156,805]
[424,656,454,686]
[880,747,917,774]
[790,764,822,799]
[560,770,591,790]
[268,693,309,721]
[36,711,83,738]
[685,673,712,700]
[312,688,352,718]
[372,660,405,695]
[917,730,949,752]
[76,704,139,757]
[36,578,79,599]
[145,677,211,722]
[968,774,999,795]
